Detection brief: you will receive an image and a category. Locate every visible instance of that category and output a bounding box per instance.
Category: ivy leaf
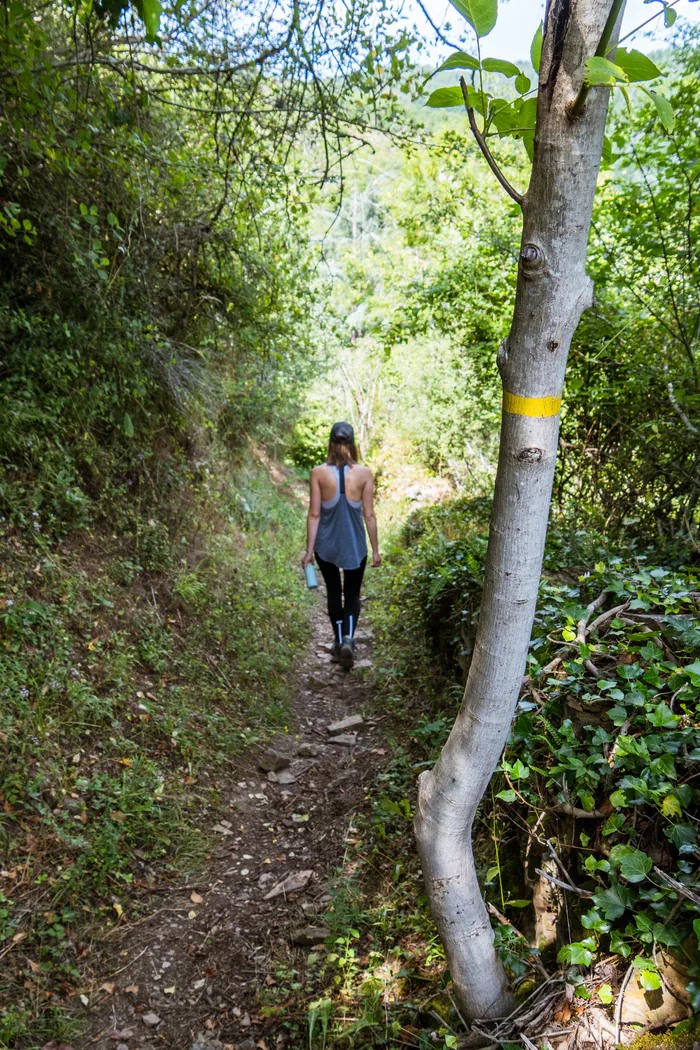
[682,658,700,680]
[558,938,596,966]
[584,56,628,86]
[619,849,652,884]
[581,909,610,934]
[610,930,632,957]
[448,0,498,38]
[661,794,682,819]
[647,702,678,728]
[632,956,661,991]
[614,48,662,82]
[530,22,543,75]
[665,823,697,851]
[598,984,613,1004]
[650,90,674,132]
[593,882,633,920]
[482,58,520,78]
[496,788,517,802]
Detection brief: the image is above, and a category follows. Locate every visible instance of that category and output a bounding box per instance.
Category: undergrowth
[296,495,700,1047]
[0,449,312,1049]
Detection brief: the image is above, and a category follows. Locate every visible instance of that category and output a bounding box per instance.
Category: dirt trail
[81,599,382,1050]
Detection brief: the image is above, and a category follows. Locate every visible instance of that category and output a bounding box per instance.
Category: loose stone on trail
[307,675,327,693]
[263,869,314,900]
[191,1033,225,1050]
[212,823,234,836]
[141,1012,161,1027]
[258,749,291,772]
[290,926,331,946]
[331,733,357,747]
[298,742,319,757]
[268,768,296,785]
[327,714,363,735]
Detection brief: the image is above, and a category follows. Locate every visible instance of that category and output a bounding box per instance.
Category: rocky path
[80,601,382,1050]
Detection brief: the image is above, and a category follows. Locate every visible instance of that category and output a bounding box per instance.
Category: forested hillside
[2,0,700,1048]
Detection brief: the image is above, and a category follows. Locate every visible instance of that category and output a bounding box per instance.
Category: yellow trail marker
[503,390,562,418]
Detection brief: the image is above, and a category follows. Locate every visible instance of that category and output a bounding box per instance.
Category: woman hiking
[301,422,380,670]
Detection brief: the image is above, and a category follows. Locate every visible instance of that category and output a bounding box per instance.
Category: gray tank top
[314,465,368,570]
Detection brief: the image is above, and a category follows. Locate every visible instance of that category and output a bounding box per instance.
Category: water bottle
[305,562,318,589]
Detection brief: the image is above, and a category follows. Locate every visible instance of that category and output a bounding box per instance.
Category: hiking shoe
[330,641,341,663]
[339,635,355,670]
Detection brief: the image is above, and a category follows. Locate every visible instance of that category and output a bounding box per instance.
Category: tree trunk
[414,0,624,1023]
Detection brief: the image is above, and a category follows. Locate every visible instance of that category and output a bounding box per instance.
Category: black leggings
[315,553,367,642]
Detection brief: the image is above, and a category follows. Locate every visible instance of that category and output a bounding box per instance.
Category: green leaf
[447,0,498,38]
[515,73,531,94]
[610,930,632,957]
[135,0,162,40]
[504,97,538,139]
[593,883,633,920]
[482,58,520,78]
[489,99,518,135]
[648,702,678,728]
[431,51,480,78]
[425,87,465,108]
[664,6,677,27]
[665,823,697,851]
[598,983,613,1004]
[496,788,517,802]
[615,48,662,83]
[123,413,134,438]
[485,865,500,883]
[558,939,596,966]
[650,90,674,132]
[632,956,661,991]
[530,22,543,75]
[661,794,682,819]
[584,56,628,87]
[619,849,652,884]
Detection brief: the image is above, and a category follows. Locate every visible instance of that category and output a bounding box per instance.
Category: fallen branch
[583,658,602,679]
[586,601,629,637]
[576,590,607,645]
[614,963,635,1043]
[548,802,605,819]
[534,868,593,897]
[546,839,578,890]
[653,866,700,906]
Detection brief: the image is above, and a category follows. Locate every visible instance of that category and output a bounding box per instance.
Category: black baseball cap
[330,422,354,443]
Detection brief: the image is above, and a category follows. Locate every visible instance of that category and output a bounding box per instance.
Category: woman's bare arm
[362,471,381,567]
[302,468,322,568]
